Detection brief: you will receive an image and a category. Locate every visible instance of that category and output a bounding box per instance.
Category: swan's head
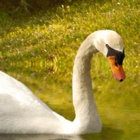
[106,43,125,82]
[93,30,125,82]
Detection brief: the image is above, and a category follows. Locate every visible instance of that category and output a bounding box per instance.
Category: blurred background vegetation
[0,0,140,139]
[0,0,73,12]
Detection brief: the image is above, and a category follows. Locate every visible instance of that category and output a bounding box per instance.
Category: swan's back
[0,71,71,134]
[0,71,49,109]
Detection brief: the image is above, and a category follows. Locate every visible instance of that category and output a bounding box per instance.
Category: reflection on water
[0,59,140,140]
[0,134,84,140]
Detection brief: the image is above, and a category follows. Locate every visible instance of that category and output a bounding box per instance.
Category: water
[0,59,140,140]
[0,134,84,140]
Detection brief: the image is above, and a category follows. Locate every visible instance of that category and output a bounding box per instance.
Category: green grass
[0,0,140,139]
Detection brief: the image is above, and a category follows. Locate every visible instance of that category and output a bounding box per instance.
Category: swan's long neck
[72,38,102,134]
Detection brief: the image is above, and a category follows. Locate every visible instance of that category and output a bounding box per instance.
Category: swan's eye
[115,56,121,66]
[116,52,125,65]
[115,59,118,66]
[106,44,125,66]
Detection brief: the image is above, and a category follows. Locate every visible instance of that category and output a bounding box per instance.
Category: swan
[0,30,125,134]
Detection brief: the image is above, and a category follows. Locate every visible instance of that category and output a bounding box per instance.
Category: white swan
[0,30,125,135]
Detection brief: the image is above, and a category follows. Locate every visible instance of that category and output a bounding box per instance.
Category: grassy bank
[0,0,140,139]
[0,0,139,105]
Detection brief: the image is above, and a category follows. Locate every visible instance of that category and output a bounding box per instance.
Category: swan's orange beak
[108,56,125,82]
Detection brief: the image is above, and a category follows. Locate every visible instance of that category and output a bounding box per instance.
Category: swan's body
[0,30,125,134]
